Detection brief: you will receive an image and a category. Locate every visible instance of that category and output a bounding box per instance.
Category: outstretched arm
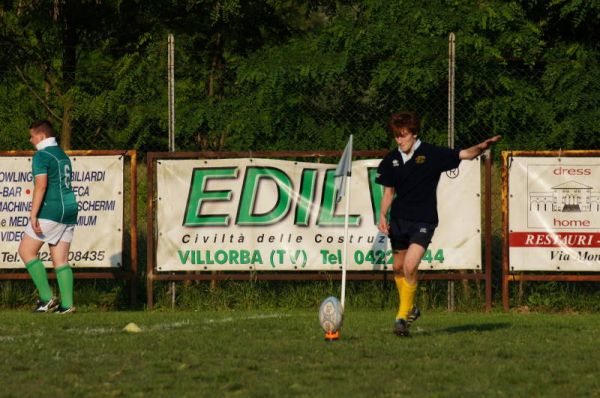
[459,135,502,160]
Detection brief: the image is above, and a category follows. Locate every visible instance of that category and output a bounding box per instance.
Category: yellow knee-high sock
[394,276,404,320]
[398,279,417,320]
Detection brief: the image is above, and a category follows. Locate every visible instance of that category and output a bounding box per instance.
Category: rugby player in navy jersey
[376,112,500,336]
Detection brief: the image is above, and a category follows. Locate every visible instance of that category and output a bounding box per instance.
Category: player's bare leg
[18,234,44,264]
[402,243,426,285]
[49,240,70,266]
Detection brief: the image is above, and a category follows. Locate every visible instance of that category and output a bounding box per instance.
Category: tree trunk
[60,1,77,149]
[202,31,226,153]
[207,32,223,98]
[61,96,73,150]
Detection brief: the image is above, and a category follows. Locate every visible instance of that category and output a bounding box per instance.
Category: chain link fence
[2,44,597,153]
[1,36,599,307]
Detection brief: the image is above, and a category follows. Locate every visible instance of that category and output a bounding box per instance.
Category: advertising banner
[0,155,124,268]
[508,157,600,271]
[156,157,482,271]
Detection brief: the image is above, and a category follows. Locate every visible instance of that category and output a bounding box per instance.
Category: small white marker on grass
[123,322,142,333]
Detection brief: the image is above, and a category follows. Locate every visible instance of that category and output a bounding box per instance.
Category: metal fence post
[168,33,176,309]
[447,32,456,312]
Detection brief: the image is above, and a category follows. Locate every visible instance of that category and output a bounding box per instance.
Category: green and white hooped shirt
[32,137,78,225]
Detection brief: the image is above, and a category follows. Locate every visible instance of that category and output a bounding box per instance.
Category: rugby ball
[318,296,343,332]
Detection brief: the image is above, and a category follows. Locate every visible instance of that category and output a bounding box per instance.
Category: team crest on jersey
[415,155,426,164]
[446,168,459,178]
[392,159,400,167]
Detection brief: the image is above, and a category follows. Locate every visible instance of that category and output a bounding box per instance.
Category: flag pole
[340,171,351,309]
[334,134,352,310]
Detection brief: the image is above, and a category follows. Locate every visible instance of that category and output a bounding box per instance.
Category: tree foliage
[1,0,598,152]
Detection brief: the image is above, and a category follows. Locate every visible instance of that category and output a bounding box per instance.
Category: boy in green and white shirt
[18,120,78,313]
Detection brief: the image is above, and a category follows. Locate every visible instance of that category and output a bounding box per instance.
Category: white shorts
[24,219,75,245]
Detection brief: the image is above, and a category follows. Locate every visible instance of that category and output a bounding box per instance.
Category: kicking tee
[32,138,78,224]
[375,142,461,225]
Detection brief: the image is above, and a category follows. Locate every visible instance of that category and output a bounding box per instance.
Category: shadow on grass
[439,322,511,334]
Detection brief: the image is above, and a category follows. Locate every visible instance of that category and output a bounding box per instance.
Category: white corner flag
[335,135,353,203]
[335,135,353,309]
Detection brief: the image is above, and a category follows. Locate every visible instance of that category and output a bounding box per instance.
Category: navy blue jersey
[375,142,461,225]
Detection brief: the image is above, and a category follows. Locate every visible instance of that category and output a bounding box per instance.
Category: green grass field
[1,310,599,397]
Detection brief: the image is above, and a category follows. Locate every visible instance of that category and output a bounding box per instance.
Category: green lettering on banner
[252,250,263,264]
[183,167,237,226]
[236,167,292,225]
[422,250,433,263]
[178,250,190,264]
[367,168,385,224]
[317,169,360,226]
[421,249,445,264]
[294,169,317,226]
[176,249,263,265]
[215,250,227,264]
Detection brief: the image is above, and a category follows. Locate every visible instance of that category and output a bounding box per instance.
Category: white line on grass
[202,313,290,324]
[0,313,293,339]
[148,320,192,331]
[78,327,118,335]
[0,332,43,341]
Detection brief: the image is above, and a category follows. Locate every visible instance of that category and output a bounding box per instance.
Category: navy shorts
[389,218,436,251]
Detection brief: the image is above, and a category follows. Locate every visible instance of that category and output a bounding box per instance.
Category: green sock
[55,264,74,308]
[25,258,53,302]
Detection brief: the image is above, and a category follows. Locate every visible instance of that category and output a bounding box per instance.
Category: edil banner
[156,158,482,271]
[508,156,600,271]
[0,155,124,268]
